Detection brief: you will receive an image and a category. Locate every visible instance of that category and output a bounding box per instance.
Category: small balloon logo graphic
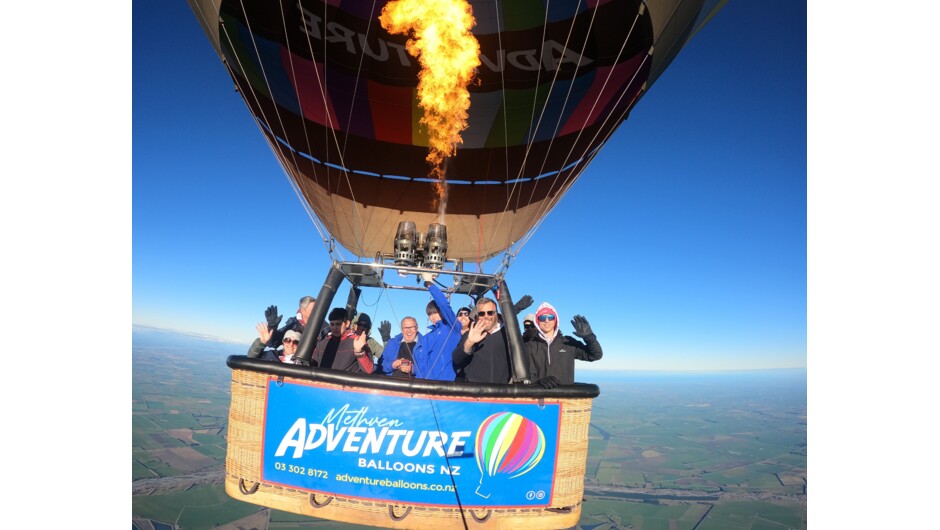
[474,412,546,498]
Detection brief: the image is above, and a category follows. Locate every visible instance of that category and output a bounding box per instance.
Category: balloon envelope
[188,0,726,260]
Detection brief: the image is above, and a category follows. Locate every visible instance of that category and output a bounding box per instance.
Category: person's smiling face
[401,317,418,342]
[476,301,498,333]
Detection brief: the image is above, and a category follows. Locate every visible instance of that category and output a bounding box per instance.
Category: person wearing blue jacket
[415,272,462,381]
[377,272,461,381]
[376,316,421,379]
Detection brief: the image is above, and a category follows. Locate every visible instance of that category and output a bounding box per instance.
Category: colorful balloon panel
[475,412,546,479]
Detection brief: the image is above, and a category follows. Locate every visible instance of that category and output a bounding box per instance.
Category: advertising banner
[261,379,561,507]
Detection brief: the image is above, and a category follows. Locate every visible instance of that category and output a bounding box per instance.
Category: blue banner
[260,379,561,507]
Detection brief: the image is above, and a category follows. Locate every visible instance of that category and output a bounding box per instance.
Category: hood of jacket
[535,302,559,343]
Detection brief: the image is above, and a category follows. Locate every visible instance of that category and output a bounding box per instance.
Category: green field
[133,485,260,530]
[581,498,704,530]
[696,500,805,530]
[132,331,806,529]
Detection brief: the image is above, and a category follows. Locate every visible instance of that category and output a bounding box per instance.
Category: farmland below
[132,326,805,530]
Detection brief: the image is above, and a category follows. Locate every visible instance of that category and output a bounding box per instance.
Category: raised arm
[570,315,603,361]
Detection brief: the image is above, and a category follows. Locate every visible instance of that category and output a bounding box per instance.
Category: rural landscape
[132,327,806,530]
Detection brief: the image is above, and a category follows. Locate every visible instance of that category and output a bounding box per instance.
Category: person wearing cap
[247,322,298,362]
[452,296,512,384]
[525,302,603,389]
[278,330,303,362]
[310,307,374,373]
[456,306,472,335]
[353,312,384,361]
[522,313,538,343]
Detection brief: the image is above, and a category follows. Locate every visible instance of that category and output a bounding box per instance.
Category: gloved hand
[421,271,438,284]
[571,315,594,338]
[265,305,282,331]
[537,376,560,389]
[379,320,392,342]
[512,295,534,314]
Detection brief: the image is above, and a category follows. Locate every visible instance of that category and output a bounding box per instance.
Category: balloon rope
[524,5,623,226]
[489,0,601,271]
[485,0,510,263]
[485,0,600,259]
[273,0,336,251]
[500,5,647,268]
[331,0,383,259]
[425,396,469,528]
[292,1,369,259]
[211,0,335,254]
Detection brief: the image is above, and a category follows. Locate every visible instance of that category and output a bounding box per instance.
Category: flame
[380,0,480,219]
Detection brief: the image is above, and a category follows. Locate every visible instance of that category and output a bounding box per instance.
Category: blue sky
[131,0,807,371]
[7,3,939,528]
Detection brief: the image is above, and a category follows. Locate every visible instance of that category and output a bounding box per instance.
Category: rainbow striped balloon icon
[474,412,546,498]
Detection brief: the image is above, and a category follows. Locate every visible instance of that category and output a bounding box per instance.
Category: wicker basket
[225,366,595,529]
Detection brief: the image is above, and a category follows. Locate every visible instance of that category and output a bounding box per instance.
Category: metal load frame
[293,259,531,384]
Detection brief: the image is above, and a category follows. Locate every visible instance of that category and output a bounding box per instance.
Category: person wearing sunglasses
[453,297,512,384]
[522,313,539,343]
[525,302,603,389]
[310,307,374,373]
[278,330,303,362]
[456,307,473,335]
[247,322,301,363]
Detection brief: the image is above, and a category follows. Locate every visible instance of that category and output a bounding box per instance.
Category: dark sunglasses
[329,321,343,326]
[457,311,470,317]
[479,310,497,316]
[538,315,556,322]
[283,338,299,344]
[523,322,534,328]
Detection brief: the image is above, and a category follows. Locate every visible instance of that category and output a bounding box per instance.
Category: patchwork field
[132,328,806,530]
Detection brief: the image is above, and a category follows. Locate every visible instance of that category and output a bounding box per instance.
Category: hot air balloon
[474,412,546,498]
[188,0,725,264]
[186,0,727,527]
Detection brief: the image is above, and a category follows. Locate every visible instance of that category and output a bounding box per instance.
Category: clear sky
[131,0,807,371]
[9,3,940,528]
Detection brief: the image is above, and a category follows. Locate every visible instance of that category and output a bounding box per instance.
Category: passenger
[456,306,472,335]
[310,307,374,373]
[452,297,512,384]
[353,312,385,361]
[525,302,603,389]
[377,316,420,379]
[512,294,535,315]
[247,322,294,362]
[378,319,393,343]
[279,330,302,363]
[413,272,462,380]
[522,313,538,342]
[264,296,321,349]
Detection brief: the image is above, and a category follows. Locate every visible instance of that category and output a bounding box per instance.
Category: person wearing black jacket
[452,297,512,384]
[262,296,317,349]
[525,302,603,389]
[522,313,538,343]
